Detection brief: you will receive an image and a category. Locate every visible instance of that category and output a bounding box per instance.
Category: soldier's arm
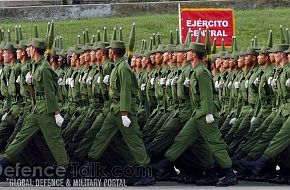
[42,68,59,113]
[119,67,131,113]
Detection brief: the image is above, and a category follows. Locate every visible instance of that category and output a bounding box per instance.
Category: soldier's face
[215,58,221,68]
[245,55,253,66]
[287,53,290,62]
[26,46,31,57]
[186,51,193,61]
[84,51,91,62]
[222,58,230,68]
[90,50,96,62]
[150,54,156,64]
[0,49,3,61]
[163,52,170,62]
[155,53,163,64]
[269,53,275,63]
[258,54,268,65]
[16,49,24,60]
[136,58,142,68]
[141,57,147,69]
[274,52,283,64]
[79,54,85,65]
[109,49,114,60]
[3,50,12,63]
[229,58,236,68]
[29,46,35,58]
[130,57,136,67]
[237,56,245,68]
[96,49,103,61]
[176,52,185,63]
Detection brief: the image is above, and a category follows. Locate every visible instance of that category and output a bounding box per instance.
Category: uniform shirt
[32,56,59,114]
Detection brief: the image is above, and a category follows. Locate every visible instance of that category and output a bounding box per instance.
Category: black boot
[241,155,268,175]
[196,168,218,186]
[0,155,11,181]
[151,159,170,177]
[132,166,156,186]
[216,168,238,186]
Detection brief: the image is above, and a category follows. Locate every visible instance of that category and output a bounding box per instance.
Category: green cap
[27,38,46,50]
[230,52,239,60]
[56,49,67,57]
[154,44,165,53]
[0,41,7,49]
[284,46,290,53]
[164,44,176,52]
[269,44,289,53]
[216,51,226,58]
[245,47,259,56]
[188,42,206,53]
[82,43,93,51]
[239,49,247,57]
[258,46,270,54]
[14,40,28,49]
[94,41,109,50]
[108,40,126,49]
[143,50,151,59]
[176,44,189,52]
[50,48,58,58]
[222,52,231,59]
[4,42,16,52]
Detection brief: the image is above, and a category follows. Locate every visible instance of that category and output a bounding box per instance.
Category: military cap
[56,49,67,57]
[258,46,270,54]
[221,52,231,59]
[216,51,226,58]
[142,50,151,59]
[239,49,247,57]
[230,52,239,60]
[82,43,93,52]
[67,47,73,57]
[14,40,28,49]
[284,46,290,53]
[50,48,58,58]
[133,50,140,58]
[244,47,259,56]
[211,54,217,61]
[176,44,189,52]
[0,41,7,49]
[154,44,165,53]
[93,41,109,50]
[4,42,17,52]
[164,44,176,52]
[269,44,289,53]
[27,38,46,50]
[108,40,126,49]
[188,42,206,53]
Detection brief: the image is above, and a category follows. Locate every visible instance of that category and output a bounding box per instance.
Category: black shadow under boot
[216,168,238,186]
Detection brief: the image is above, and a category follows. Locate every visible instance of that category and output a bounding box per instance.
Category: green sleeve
[197,69,214,115]
[119,66,131,112]
[43,68,59,113]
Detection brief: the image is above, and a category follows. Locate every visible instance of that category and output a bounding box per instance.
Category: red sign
[179,8,235,47]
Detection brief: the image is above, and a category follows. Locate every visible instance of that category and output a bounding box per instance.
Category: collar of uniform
[114,57,125,67]
[35,56,45,66]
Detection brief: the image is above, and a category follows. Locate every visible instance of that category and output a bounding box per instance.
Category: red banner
[179,8,235,47]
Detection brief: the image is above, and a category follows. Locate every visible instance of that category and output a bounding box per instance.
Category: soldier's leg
[73,112,106,161]
[247,113,285,160]
[220,115,232,138]
[63,113,86,148]
[141,113,162,139]
[67,108,101,157]
[239,111,276,155]
[144,112,171,147]
[148,117,183,162]
[224,117,242,144]
[37,113,69,167]
[264,116,290,160]
[228,112,252,155]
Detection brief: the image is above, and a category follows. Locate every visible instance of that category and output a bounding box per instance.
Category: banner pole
[178,3,182,44]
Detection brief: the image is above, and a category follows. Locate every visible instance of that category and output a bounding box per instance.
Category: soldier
[0,38,69,172]
[151,42,238,186]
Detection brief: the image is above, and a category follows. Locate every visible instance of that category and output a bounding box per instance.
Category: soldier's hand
[1,112,8,121]
[150,77,155,86]
[78,75,82,83]
[141,83,146,91]
[166,79,172,87]
[183,78,190,87]
[227,81,233,89]
[245,80,249,88]
[121,115,131,127]
[55,113,64,127]
[206,114,215,124]
[251,117,256,124]
[159,78,166,86]
[286,78,290,88]
[69,78,75,88]
[234,82,239,89]
[16,75,21,84]
[103,75,110,85]
[215,81,219,89]
[270,79,277,87]
[97,76,101,84]
[58,78,63,86]
[25,72,33,84]
[253,77,260,86]
[229,118,237,125]
[86,77,92,85]
[171,77,178,86]
[267,77,273,85]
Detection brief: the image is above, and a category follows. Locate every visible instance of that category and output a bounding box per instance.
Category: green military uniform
[4,38,69,167]
[87,41,150,166]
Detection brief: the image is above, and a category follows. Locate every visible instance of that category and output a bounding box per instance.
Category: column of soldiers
[0,25,289,187]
